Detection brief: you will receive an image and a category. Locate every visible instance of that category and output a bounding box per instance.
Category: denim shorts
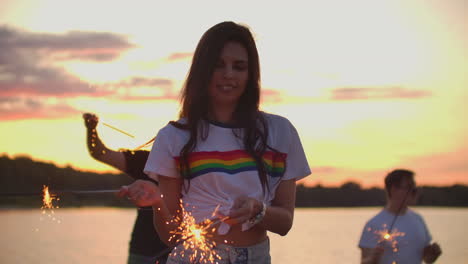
[127,252,167,264]
[166,237,270,264]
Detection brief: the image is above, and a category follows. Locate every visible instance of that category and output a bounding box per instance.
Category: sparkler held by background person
[118,21,311,263]
[358,169,442,264]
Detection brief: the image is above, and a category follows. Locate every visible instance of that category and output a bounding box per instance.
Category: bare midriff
[210,222,268,247]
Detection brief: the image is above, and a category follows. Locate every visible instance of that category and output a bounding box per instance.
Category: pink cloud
[0,97,80,120]
[167,52,193,61]
[0,25,137,100]
[0,26,135,62]
[0,81,110,98]
[399,147,468,186]
[260,89,282,103]
[298,158,468,188]
[116,94,179,101]
[112,77,173,88]
[331,87,432,100]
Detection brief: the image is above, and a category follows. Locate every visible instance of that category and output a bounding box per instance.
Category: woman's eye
[234,61,248,71]
[234,65,247,71]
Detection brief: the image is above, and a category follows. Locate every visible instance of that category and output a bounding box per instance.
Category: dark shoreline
[2,155,468,208]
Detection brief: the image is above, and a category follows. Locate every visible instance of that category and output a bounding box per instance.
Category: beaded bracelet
[248,201,267,226]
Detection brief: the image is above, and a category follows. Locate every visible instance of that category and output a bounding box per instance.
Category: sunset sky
[1,0,466,187]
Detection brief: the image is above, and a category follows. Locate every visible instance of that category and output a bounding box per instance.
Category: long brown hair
[178,21,274,193]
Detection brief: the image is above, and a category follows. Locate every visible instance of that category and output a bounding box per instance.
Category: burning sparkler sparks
[164,201,226,263]
[41,185,60,223]
[42,185,56,209]
[370,224,405,253]
[0,186,122,225]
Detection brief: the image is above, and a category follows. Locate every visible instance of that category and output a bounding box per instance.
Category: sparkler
[154,217,224,262]
[382,187,413,241]
[6,185,227,262]
[56,189,120,195]
[152,203,229,263]
[102,122,135,138]
[170,208,224,263]
[0,189,120,196]
[41,185,60,223]
[42,185,59,210]
[371,224,405,253]
[366,186,414,263]
[0,192,44,196]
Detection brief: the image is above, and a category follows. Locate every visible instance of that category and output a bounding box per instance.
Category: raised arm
[83,113,126,171]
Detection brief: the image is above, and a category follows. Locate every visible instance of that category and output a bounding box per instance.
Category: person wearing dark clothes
[83,113,169,264]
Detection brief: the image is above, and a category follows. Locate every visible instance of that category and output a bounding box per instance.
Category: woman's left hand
[222,196,263,226]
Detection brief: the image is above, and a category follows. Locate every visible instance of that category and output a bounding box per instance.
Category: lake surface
[1,207,466,263]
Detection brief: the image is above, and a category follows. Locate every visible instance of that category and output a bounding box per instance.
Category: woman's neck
[209,105,236,124]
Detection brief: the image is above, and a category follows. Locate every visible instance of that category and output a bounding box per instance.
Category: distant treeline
[0,155,134,208]
[296,182,468,207]
[1,155,467,208]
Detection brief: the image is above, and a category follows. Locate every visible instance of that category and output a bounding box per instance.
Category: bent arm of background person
[258,178,297,236]
[360,247,384,264]
[83,113,126,171]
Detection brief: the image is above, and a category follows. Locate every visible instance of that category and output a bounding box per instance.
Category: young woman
[118,21,311,264]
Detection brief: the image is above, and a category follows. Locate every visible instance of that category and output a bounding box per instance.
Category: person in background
[118,21,311,264]
[358,169,442,264]
[83,113,168,264]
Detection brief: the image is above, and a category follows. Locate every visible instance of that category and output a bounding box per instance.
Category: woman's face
[208,41,249,110]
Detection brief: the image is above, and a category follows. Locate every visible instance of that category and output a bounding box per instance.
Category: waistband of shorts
[215,237,270,250]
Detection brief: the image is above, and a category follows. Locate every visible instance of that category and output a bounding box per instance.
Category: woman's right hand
[83,113,99,130]
[117,179,163,207]
[222,196,263,226]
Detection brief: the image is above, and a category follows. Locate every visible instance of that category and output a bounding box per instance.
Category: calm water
[1,207,466,263]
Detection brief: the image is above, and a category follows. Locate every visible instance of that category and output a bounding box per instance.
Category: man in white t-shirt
[358,169,442,264]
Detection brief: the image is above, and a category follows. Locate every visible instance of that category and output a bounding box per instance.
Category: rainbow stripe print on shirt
[175,150,287,179]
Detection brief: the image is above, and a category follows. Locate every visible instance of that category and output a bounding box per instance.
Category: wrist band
[248,201,267,226]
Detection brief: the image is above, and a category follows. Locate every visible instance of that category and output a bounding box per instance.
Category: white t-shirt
[144,112,311,233]
[358,208,432,264]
